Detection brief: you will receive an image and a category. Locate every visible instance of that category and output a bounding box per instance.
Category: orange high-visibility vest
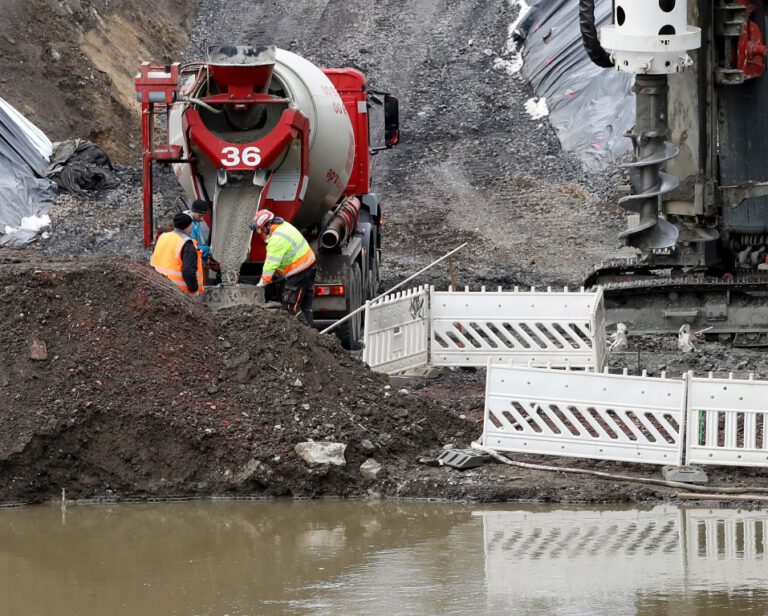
[150,230,204,295]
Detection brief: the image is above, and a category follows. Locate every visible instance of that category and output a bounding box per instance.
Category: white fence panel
[430,287,605,370]
[362,286,429,375]
[482,364,686,465]
[686,374,768,467]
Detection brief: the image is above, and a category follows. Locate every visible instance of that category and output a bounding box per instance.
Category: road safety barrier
[686,373,768,467]
[482,364,686,465]
[431,286,605,370]
[362,286,430,375]
[362,286,606,375]
[482,365,768,469]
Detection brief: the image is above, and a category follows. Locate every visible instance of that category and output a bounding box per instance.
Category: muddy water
[1,501,767,615]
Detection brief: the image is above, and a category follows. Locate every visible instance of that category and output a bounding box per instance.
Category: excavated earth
[2,0,768,504]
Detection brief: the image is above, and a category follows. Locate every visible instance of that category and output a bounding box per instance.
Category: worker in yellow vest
[251,209,316,325]
[150,213,205,295]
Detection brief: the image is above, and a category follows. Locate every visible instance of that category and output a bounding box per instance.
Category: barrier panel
[361,286,429,375]
[482,364,686,465]
[686,374,768,467]
[430,287,605,370]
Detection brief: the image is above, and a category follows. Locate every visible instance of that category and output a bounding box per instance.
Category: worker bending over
[251,209,316,325]
[185,199,211,265]
[150,212,204,295]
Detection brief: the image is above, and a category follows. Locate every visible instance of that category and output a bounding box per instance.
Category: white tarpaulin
[513,0,634,170]
[0,97,56,245]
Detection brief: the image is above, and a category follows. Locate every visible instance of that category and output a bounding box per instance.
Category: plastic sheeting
[0,98,56,246]
[47,139,118,196]
[516,0,634,170]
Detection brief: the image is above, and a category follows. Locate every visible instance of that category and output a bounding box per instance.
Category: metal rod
[320,242,468,335]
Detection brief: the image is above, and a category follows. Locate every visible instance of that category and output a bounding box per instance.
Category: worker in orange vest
[150,212,204,295]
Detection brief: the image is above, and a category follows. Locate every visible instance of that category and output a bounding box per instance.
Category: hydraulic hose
[579,0,615,68]
[471,442,768,496]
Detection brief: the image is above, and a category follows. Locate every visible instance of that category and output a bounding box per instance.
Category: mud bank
[2,253,767,507]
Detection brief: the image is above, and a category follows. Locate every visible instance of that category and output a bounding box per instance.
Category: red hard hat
[252,209,275,234]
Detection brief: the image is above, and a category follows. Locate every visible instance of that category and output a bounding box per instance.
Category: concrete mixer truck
[134,46,399,348]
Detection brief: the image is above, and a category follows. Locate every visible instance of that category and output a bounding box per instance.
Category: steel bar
[320,242,468,335]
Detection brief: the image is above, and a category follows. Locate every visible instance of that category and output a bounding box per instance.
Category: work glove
[256,279,266,288]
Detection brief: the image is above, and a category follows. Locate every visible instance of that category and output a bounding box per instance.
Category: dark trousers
[284,266,316,322]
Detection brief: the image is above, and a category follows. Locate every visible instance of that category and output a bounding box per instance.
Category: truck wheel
[338,262,363,350]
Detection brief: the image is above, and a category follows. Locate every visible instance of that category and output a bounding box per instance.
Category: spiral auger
[597,0,701,253]
[618,74,680,252]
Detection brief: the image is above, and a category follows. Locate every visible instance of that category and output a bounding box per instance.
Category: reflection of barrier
[480,506,768,604]
[363,286,606,375]
[362,287,430,375]
[483,366,768,469]
[684,508,768,562]
[482,365,686,465]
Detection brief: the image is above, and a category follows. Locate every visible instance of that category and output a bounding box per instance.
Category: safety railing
[686,373,768,467]
[482,365,768,469]
[362,286,430,374]
[363,285,606,375]
[430,286,605,370]
[482,364,686,465]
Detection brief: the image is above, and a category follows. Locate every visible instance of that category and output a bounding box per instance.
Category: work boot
[293,309,314,327]
[301,309,314,327]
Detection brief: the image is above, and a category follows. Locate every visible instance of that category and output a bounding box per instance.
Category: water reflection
[0,501,766,615]
[479,506,768,615]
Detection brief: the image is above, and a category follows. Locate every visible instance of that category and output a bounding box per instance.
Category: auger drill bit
[618,74,680,252]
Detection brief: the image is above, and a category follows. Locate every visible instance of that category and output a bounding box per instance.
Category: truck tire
[338,262,363,350]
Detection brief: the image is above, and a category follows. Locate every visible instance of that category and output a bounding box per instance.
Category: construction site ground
[2,0,768,505]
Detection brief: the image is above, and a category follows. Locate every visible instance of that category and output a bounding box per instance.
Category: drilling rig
[583,0,768,346]
[135,46,399,348]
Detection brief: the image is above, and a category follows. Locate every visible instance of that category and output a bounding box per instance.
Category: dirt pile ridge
[0,255,472,503]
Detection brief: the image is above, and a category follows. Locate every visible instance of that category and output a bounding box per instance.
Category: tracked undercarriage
[586,258,768,346]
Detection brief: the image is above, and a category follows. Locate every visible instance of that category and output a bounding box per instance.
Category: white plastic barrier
[362,286,430,375]
[431,287,605,370]
[482,364,686,465]
[686,374,768,467]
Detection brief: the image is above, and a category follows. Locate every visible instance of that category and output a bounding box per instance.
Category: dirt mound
[0,255,470,502]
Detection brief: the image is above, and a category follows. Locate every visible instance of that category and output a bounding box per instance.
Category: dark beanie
[173,212,193,230]
[190,199,210,214]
